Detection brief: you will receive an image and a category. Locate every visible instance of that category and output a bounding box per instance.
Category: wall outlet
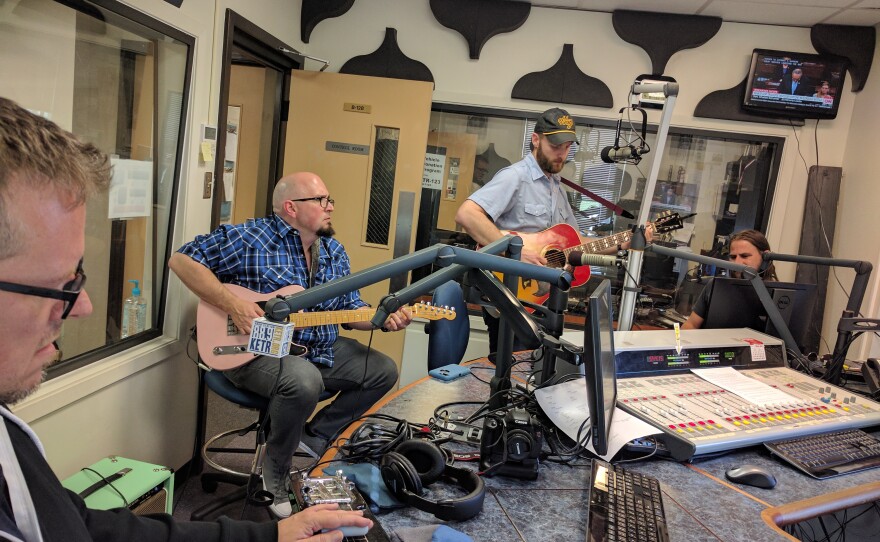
[202,172,212,199]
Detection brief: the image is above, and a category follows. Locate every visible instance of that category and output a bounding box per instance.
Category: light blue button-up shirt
[468,153,578,233]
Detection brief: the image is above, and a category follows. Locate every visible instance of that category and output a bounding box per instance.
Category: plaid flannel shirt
[177,214,368,366]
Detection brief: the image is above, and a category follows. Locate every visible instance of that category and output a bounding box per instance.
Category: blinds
[519,122,630,234]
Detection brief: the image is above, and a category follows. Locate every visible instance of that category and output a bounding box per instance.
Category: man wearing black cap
[455,107,583,353]
[456,107,578,264]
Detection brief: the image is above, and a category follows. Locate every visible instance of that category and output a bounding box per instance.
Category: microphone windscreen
[568,251,619,267]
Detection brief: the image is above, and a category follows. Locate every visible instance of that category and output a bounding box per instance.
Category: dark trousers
[224,336,398,468]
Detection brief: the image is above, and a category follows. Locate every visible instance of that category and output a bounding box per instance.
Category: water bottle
[121,279,147,338]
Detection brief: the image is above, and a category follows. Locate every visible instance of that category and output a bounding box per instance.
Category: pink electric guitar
[495,211,683,308]
[197,284,455,370]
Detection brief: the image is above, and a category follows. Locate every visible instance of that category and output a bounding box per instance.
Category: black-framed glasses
[289,195,335,209]
[0,259,86,319]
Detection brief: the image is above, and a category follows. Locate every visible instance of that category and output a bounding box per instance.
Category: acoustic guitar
[197,284,455,370]
[497,211,684,307]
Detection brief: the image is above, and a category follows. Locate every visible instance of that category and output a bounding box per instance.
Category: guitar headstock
[412,302,457,321]
[651,211,684,233]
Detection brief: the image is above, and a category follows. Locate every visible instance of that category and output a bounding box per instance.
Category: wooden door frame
[212,9,303,228]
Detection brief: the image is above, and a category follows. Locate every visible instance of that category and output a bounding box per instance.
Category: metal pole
[618,82,678,331]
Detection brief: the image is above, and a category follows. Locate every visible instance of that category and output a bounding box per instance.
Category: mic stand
[617,225,646,331]
[262,240,570,322]
[523,286,579,386]
[492,236,524,411]
[617,80,679,331]
[645,244,801,353]
[762,251,873,385]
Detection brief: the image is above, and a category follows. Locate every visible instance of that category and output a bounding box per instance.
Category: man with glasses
[0,97,372,539]
[169,172,409,518]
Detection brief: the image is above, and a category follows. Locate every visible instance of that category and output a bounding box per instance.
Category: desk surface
[326,359,880,541]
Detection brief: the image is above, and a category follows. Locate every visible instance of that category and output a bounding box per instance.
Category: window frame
[417,103,786,309]
[44,0,195,379]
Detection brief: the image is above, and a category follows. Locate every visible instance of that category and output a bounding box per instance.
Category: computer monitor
[581,279,617,456]
[701,278,816,350]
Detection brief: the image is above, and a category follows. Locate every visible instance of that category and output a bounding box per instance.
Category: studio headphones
[380,439,485,521]
[600,105,649,164]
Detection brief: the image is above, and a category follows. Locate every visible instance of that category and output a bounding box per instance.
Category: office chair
[425,281,469,371]
[191,368,334,520]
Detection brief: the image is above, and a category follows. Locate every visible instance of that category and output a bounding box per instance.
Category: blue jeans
[224,336,398,469]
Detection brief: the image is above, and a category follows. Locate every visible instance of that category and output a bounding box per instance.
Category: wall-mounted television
[743,49,848,120]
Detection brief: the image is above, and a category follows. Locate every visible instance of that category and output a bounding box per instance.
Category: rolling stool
[191,369,333,520]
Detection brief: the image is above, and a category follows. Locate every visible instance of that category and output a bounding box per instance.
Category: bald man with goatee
[170,172,411,518]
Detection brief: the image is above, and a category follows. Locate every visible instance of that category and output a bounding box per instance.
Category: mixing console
[557,328,880,461]
[617,367,880,460]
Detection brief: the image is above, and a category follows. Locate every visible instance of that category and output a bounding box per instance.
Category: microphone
[600,145,645,164]
[247,317,295,358]
[567,251,623,267]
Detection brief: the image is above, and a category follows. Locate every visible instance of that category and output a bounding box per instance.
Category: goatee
[318,224,335,237]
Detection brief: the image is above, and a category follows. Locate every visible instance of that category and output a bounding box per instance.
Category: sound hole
[545,249,566,269]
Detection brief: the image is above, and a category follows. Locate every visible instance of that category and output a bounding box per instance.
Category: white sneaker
[262,458,292,518]
[268,499,292,519]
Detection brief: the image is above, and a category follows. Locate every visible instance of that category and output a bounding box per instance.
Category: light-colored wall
[12,0,879,478]
[229,64,268,224]
[835,48,880,361]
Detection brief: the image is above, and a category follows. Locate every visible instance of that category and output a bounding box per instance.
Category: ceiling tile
[529,0,880,26]
[536,0,707,15]
[714,0,856,6]
[702,1,841,26]
[823,8,880,24]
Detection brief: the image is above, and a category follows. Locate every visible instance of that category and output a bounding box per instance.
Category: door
[284,71,433,372]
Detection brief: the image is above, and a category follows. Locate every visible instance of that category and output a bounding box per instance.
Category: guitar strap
[308,242,320,288]
[559,176,635,219]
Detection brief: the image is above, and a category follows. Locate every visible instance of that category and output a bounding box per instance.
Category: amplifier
[62,456,174,515]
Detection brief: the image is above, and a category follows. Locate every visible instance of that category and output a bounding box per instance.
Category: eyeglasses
[289,195,335,209]
[0,258,86,319]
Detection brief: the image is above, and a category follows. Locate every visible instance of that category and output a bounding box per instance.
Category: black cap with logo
[534,108,577,145]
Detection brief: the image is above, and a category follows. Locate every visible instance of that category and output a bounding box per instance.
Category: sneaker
[298,432,328,459]
[262,454,292,518]
[268,499,292,519]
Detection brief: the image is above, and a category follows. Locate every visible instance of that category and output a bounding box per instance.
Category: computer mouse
[725,465,777,489]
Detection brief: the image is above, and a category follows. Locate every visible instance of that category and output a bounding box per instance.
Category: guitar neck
[288,309,375,327]
[569,228,635,256]
[564,216,664,256]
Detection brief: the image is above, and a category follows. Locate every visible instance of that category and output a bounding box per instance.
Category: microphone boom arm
[645,244,801,355]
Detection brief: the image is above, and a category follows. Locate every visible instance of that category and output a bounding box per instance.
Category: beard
[0,371,45,405]
[317,224,335,237]
[536,144,564,174]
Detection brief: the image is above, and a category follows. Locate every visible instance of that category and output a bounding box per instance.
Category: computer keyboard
[586,458,670,542]
[765,429,880,479]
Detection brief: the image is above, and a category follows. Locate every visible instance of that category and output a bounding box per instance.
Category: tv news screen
[743,49,848,119]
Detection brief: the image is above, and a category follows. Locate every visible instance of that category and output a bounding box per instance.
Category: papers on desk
[691,367,797,407]
[534,379,657,461]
